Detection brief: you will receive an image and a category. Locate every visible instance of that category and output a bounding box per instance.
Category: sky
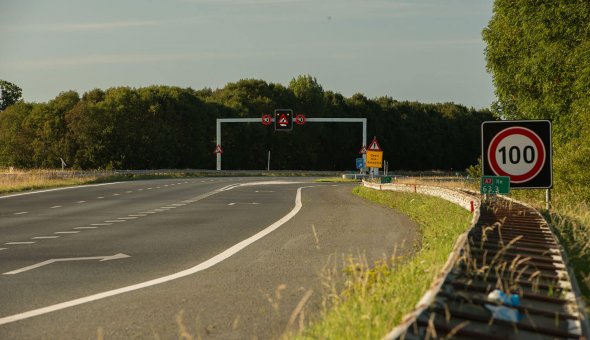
[0,0,496,109]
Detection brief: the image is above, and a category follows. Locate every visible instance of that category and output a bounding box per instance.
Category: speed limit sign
[482,120,552,189]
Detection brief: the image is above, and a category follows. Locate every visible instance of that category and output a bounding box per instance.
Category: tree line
[0,76,492,172]
[483,0,590,203]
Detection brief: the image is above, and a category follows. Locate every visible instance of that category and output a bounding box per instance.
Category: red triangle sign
[368,137,381,151]
[359,145,367,154]
[213,144,223,154]
[278,114,289,126]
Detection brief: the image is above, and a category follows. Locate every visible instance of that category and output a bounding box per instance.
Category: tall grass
[294,186,472,339]
[0,168,97,194]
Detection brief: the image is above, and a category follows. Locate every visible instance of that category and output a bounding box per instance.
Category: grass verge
[294,186,472,339]
[0,170,97,195]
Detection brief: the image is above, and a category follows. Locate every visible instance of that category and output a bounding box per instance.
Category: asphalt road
[0,177,418,339]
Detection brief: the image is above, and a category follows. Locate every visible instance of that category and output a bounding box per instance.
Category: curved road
[0,177,418,339]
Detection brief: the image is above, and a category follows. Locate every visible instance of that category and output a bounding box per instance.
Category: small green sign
[381,176,393,184]
[480,176,510,194]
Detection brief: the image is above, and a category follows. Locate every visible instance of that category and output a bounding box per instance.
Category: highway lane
[0,177,418,339]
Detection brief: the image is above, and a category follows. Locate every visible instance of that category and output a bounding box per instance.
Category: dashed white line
[128,214,147,217]
[137,189,144,191]
[117,217,137,220]
[113,194,120,196]
[160,206,176,209]
[32,236,59,239]
[0,248,7,251]
[76,201,86,204]
[91,223,112,226]
[104,220,125,223]
[50,206,62,209]
[75,227,98,229]
[0,182,307,325]
[54,231,80,234]
[147,188,153,190]
[97,197,104,199]
[14,212,28,215]
[126,191,133,194]
[5,242,36,245]
[139,211,157,214]
[171,203,186,206]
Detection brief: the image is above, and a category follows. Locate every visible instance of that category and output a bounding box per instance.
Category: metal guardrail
[363,181,589,339]
[0,169,347,179]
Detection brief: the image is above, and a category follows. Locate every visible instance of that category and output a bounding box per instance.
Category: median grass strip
[294,186,472,339]
[0,169,97,194]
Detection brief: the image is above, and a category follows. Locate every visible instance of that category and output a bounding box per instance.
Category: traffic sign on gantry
[482,120,552,189]
[274,109,293,131]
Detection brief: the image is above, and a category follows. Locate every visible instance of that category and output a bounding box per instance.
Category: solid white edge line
[0,185,309,326]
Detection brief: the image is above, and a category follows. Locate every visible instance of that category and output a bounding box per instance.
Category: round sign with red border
[481,120,552,189]
[295,114,306,125]
[261,114,272,126]
[487,126,545,183]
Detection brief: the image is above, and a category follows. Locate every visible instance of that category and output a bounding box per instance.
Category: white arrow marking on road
[3,253,130,275]
[227,202,260,206]
[0,182,319,326]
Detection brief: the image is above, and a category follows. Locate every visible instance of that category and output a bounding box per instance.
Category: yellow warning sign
[365,150,383,168]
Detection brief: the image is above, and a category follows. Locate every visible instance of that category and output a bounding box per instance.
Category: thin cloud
[2,20,160,33]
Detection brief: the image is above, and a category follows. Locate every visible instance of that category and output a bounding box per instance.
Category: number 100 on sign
[482,120,552,189]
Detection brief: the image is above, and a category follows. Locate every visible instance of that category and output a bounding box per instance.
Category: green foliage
[0,77,492,171]
[0,79,23,111]
[466,156,482,179]
[483,0,590,203]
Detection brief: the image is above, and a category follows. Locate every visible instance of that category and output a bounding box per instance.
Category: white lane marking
[97,197,104,199]
[147,188,153,190]
[228,203,260,206]
[113,194,120,196]
[126,191,133,194]
[91,223,112,226]
[159,206,176,209]
[14,212,28,215]
[255,190,275,193]
[3,253,130,275]
[137,189,144,191]
[76,201,86,204]
[50,206,62,209]
[32,236,59,239]
[5,242,36,245]
[54,231,80,234]
[128,214,147,217]
[104,220,125,223]
[171,203,185,206]
[139,211,157,214]
[75,227,98,229]
[117,217,137,220]
[0,182,123,199]
[0,248,7,251]
[0,184,309,326]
